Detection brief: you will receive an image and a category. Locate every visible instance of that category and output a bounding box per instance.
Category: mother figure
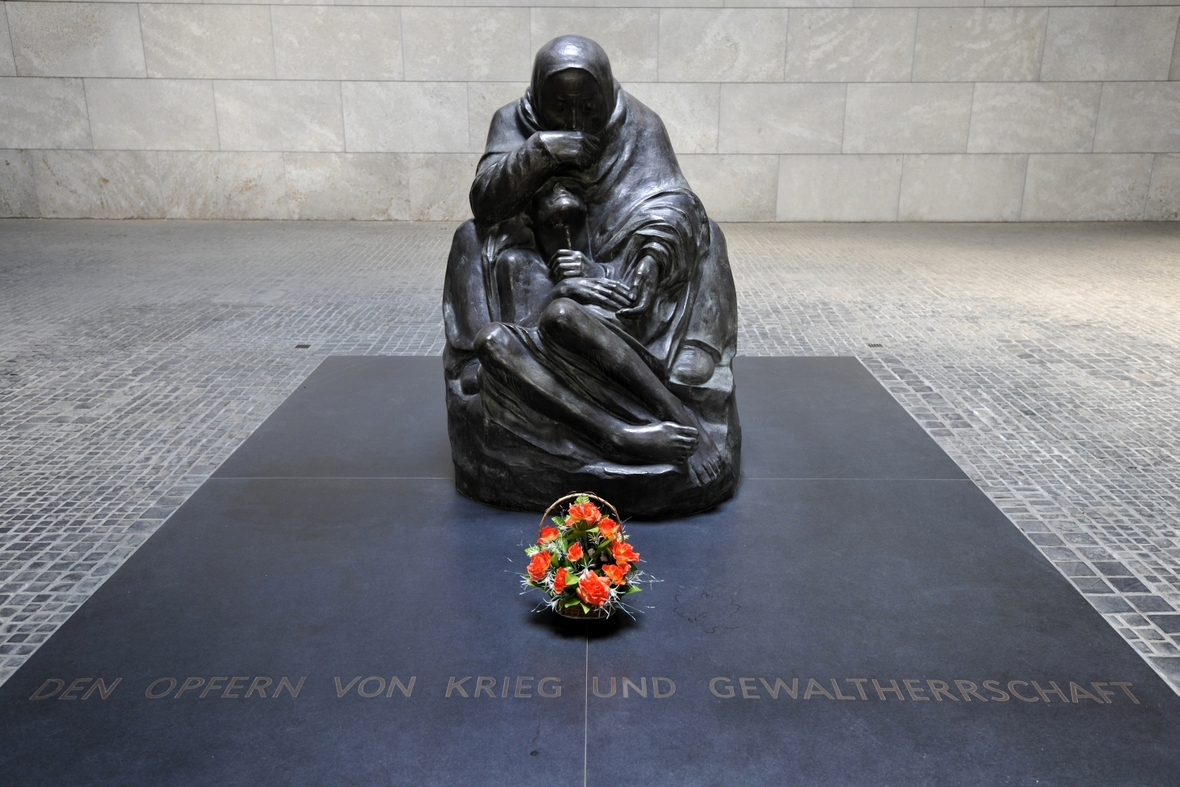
[443,35,739,518]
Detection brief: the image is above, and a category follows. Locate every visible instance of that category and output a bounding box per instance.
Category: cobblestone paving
[2,220,1178,693]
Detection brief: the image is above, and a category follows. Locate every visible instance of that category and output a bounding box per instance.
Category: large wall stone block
[286,152,410,221]
[1093,82,1180,153]
[343,81,468,153]
[1172,22,1180,82]
[718,83,844,154]
[1022,153,1152,220]
[624,83,719,155]
[530,8,659,83]
[967,82,1101,153]
[678,154,778,221]
[659,10,788,82]
[912,8,1047,82]
[141,4,275,80]
[7,2,145,78]
[403,153,479,221]
[215,81,345,153]
[1041,7,1180,82]
[467,82,529,153]
[33,150,163,219]
[0,77,92,149]
[401,8,530,81]
[785,9,916,83]
[898,154,1026,221]
[0,149,38,218]
[0,10,18,77]
[86,79,218,152]
[1146,154,1180,221]
[777,154,903,221]
[273,6,402,81]
[844,83,973,154]
[158,151,289,220]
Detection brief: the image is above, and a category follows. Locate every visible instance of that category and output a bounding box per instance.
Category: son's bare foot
[688,428,724,486]
[610,422,698,465]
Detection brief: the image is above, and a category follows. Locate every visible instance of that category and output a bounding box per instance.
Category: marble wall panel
[404,153,480,221]
[530,8,659,83]
[968,82,1101,153]
[912,9,1047,82]
[158,151,289,220]
[140,4,275,79]
[467,82,529,153]
[659,10,789,82]
[1145,154,1180,221]
[215,81,345,153]
[33,150,163,219]
[677,154,778,221]
[624,82,720,155]
[1041,7,1180,81]
[401,8,530,81]
[0,10,19,77]
[6,2,145,78]
[785,9,916,82]
[0,78,92,149]
[898,153,1026,220]
[1022,153,1152,220]
[0,150,39,218]
[86,79,218,152]
[343,81,468,153]
[844,83,973,153]
[272,6,402,81]
[1172,23,1180,82]
[718,83,844,154]
[1093,83,1180,153]
[285,152,409,221]
[777,154,903,221]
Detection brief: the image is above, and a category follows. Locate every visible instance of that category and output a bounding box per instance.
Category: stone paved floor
[1,220,1178,693]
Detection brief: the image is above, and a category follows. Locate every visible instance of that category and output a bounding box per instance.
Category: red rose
[527,551,551,581]
[553,567,570,593]
[576,570,610,607]
[567,502,601,526]
[538,526,559,544]
[567,541,584,562]
[602,563,628,586]
[611,540,639,564]
[598,518,620,540]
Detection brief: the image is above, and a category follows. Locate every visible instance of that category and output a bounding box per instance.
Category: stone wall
[1,1,1178,221]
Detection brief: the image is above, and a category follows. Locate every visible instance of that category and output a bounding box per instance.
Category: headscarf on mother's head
[523,35,619,133]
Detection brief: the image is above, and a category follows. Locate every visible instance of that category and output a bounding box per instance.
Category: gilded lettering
[902,679,928,701]
[1090,682,1115,704]
[174,677,205,699]
[982,680,1010,702]
[592,677,616,698]
[538,677,561,698]
[145,678,176,699]
[30,679,65,701]
[1110,682,1140,704]
[759,678,798,700]
[84,678,121,700]
[335,677,361,697]
[653,677,676,698]
[1033,681,1068,703]
[872,679,904,701]
[274,677,305,698]
[200,677,228,699]
[622,677,647,698]
[926,680,958,702]
[845,678,869,701]
[502,677,510,698]
[475,677,496,698]
[58,678,92,701]
[739,678,760,700]
[515,677,534,698]
[358,677,386,698]
[222,677,248,699]
[709,678,735,699]
[246,677,272,698]
[1070,682,1104,704]
[804,678,834,700]
[446,677,470,698]
[955,680,988,702]
[830,679,856,701]
[388,677,416,698]
[1007,681,1039,703]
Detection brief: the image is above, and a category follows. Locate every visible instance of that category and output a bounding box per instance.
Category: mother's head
[530,35,617,135]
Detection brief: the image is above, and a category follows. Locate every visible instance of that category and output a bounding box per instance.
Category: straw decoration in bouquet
[522,493,643,619]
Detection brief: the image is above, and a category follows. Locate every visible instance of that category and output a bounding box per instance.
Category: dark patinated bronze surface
[443,36,740,517]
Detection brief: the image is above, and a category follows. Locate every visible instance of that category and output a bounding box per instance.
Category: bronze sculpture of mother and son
[443,36,740,518]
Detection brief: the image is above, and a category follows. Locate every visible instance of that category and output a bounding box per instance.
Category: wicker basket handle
[539,492,620,536]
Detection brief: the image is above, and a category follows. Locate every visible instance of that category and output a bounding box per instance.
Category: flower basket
[522,492,643,620]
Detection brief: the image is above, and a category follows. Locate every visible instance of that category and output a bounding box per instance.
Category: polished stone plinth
[1,357,1177,786]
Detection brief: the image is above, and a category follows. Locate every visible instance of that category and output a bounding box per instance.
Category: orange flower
[567,541,584,562]
[576,570,610,607]
[553,567,570,593]
[602,563,628,586]
[598,518,620,540]
[538,526,559,544]
[567,501,601,526]
[611,540,640,564]
[527,551,551,581]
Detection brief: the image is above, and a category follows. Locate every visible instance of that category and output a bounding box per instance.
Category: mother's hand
[537,131,600,169]
[616,256,658,320]
[555,277,632,311]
